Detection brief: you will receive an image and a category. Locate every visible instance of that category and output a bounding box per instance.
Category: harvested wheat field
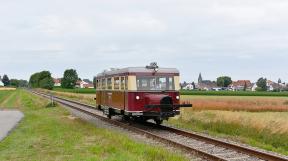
[0,87,16,91]
[167,95,288,155]
[181,95,288,112]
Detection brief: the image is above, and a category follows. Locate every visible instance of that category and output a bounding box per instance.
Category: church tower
[198,73,203,83]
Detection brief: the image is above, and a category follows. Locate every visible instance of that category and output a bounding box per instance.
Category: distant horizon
[1,68,286,84]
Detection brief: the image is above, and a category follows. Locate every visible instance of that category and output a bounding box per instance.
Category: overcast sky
[0,0,288,82]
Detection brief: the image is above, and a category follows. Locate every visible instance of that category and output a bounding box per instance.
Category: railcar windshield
[136,76,175,91]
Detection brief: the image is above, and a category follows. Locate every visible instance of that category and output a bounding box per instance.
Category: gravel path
[0,110,24,141]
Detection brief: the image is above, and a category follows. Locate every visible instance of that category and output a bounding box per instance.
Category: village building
[182,83,195,90]
[53,78,61,87]
[229,80,252,91]
[196,73,218,90]
[0,76,3,86]
[75,80,94,88]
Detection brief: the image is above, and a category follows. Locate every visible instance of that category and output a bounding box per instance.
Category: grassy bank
[0,90,188,161]
[180,90,288,97]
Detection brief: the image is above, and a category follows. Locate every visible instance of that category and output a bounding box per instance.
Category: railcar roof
[96,67,179,77]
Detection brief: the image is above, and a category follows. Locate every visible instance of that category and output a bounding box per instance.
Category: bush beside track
[180,90,288,97]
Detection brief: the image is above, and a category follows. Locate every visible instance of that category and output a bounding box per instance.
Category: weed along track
[29,90,288,161]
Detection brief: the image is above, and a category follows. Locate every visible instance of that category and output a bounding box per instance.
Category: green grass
[53,87,96,94]
[167,111,288,156]
[180,90,288,97]
[0,90,188,161]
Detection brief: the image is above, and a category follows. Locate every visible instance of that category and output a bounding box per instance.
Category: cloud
[0,0,288,82]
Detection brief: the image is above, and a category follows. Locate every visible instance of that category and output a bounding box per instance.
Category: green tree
[93,76,97,89]
[256,77,267,91]
[29,72,40,88]
[19,80,28,87]
[243,81,247,91]
[10,79,19,87]
[29,71,53,90]
[216,76,232,87]
[61,69,78,89]
[2,74,10,86]
[38,71,54,90]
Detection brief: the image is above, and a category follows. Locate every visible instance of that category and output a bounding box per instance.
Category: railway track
[30,90,288,161]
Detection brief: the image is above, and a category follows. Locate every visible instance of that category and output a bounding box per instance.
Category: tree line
[29,69,79,90]
[1,74,28,87]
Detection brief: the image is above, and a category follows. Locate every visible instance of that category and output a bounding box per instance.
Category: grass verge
[0,90,188,161]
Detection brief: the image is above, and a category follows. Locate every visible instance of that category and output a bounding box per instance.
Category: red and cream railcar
[95,63,192,124]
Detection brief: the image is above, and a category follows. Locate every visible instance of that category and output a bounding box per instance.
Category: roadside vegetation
[0,90,188,161]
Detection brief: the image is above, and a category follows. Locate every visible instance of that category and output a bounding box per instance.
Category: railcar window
[136,76,175,91]
[107,78,112,90]
[125,76,128,90]
[121,77,125,90]
[101,78,106,90]
[114,77,120,90]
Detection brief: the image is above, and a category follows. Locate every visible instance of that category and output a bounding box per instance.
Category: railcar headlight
[136,96,140,100]
[176,96,180,100]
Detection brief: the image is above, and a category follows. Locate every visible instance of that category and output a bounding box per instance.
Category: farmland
[0,90,188,161]
[168,95,288,155]
[180,90,288,97]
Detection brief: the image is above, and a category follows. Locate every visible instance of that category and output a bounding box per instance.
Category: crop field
[181,95,288,112]
[168,95,288,155]
[0,90,188,161]
[0,87,16,91]
[180,90,288,97]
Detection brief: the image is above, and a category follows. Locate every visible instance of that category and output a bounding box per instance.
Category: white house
[76,80,94,88]
[53,78,61,87]
[0,81,3,86]
[251,83,258,91]
[183,83,194,90]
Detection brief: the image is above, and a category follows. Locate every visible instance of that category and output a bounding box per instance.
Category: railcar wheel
[123,115,130,121]
[107,115,112,119]
[154,119,163,125]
